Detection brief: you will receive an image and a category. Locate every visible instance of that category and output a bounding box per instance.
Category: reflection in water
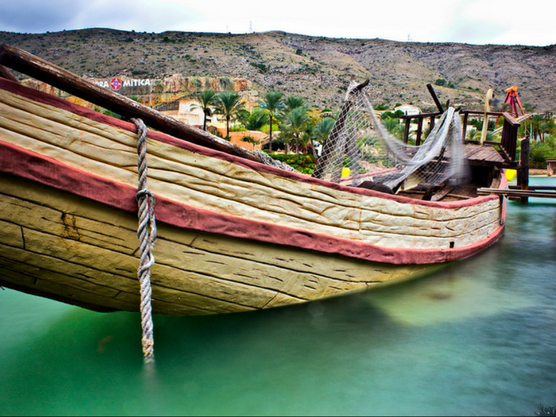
[365,256,535,327]
[1,178,556,416]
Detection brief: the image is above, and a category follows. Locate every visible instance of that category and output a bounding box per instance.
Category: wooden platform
[463,144,514,167]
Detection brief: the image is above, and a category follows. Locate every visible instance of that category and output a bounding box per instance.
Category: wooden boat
[0,45,508,316]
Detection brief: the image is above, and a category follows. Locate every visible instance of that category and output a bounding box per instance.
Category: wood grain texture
[0,86,502,251]
[0,174,433,315]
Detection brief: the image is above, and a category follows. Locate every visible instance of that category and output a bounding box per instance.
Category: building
[547,158,556,176]
[160,99,225,129]
[394,104,422,116]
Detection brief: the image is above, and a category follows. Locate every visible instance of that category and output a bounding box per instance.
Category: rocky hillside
[1,28,555,113]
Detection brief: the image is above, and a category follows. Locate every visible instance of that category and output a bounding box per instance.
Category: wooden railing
[460,110,521,162]
[399,109,521,164]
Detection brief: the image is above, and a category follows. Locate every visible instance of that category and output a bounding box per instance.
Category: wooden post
[519,136,530,204]
[403,118,411,144]
[462,112,469,142]
[480,89,493,145]
[416,118,423,146]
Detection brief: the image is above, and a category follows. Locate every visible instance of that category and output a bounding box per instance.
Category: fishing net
[312,80,469,195]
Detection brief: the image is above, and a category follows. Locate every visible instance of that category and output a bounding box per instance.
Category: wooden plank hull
[0,78,506,315]
[0,173,441,315]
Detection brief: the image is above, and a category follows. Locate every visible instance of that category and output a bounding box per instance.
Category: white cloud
[1,0,555,46]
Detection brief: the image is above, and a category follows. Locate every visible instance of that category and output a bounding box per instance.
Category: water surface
[1,177,555,416]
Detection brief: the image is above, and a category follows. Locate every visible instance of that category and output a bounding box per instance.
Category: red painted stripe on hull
[0,140,504,265]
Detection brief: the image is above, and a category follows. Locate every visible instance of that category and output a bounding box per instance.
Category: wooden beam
[477,188,556,199]
[462,112,469,141]
[426,84,444,113]
[398,111,441,119]
[509,185,556,191]
[0,64,19,83]
[0,44,264,164]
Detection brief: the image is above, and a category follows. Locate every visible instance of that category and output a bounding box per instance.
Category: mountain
[1,28,555,113]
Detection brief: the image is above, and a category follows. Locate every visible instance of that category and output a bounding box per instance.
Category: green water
[1,177,556,416]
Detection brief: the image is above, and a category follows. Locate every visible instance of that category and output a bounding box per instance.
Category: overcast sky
[0,0,554,46]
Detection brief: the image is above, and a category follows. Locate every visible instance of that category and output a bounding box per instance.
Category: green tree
[382,118,404,139]
[240,135,261,151]
[283,106,311,157]
[191,89,217,131]
[311,117,336,157]
[258,91,284,152]
[467,128,479,141]
[284,95,306,112]
[312,117,336,145]
[540,118,556,141]
[238,108,268,131]
[523,102,535,113]
[214,91,245,139]
[529,136,556,168]
[299,131,313,156]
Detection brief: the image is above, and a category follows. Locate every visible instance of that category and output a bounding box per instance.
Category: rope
[131,117,156,364]
[313,80,468,190]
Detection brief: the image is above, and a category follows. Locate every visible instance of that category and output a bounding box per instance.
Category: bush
[250,62,268,73]
[529,136,556,168]
[267,153,317,174]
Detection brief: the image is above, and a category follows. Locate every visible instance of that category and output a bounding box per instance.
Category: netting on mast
[312,80,468,194]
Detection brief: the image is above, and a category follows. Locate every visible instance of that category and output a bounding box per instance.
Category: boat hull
[0,173,443,315]
[0,78,506,315]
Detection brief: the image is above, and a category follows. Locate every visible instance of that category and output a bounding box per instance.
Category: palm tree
[240,108,268,131]
[284,96,306,112]
[191,89,217,131]
[531,114,544,141]
[312,118,335,144]
[258,91,284,152]
[214,91,245,139]
[284,106,310,157]
[311,117,336,158]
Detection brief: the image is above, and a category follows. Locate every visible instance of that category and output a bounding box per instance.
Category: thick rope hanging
[131,117,156,364]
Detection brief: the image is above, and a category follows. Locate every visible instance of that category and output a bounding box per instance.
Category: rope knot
[135,189,155,201]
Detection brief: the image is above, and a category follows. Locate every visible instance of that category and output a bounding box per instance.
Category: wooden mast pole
[0,44,264,164]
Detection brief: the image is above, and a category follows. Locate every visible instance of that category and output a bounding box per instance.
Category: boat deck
[463,144,514,167]
[395,144,506,202]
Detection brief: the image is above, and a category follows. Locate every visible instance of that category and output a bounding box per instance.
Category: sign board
[93,77,153,94]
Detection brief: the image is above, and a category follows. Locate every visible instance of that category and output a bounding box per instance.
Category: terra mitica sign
[94,77,152,91]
